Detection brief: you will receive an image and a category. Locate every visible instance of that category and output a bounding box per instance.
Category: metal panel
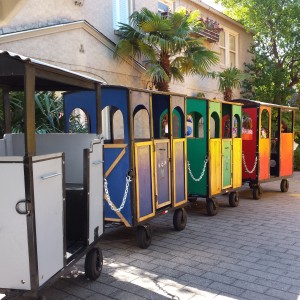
[154,140,171,208]
[0,160,31,290]
[131,90,150,113]
[280,133,293,177]
[171,95,185,113]
[222,139,232,188]
[33,154,64,286]
[103,144,132,226]
[135,142,155,222]
[87,140,104,243]
[172,138,187,206]
[232,138,242,188]
[209,139,222,195]
[259,138,270,180]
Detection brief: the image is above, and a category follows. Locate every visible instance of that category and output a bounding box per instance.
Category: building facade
[0,0,253,98]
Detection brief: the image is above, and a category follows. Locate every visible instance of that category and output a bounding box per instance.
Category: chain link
[187,158,208,182]
[104,175,132,212]
[242,153,258,174]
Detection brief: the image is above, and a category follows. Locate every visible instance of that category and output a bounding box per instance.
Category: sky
[200,0,224,12]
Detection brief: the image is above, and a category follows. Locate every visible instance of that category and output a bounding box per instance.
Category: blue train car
[64,86,188,248]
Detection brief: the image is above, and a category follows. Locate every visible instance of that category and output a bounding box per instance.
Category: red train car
[232,99,298,199]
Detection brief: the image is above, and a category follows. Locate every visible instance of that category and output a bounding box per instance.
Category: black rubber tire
[280,179,289,192]
[206,198,219,216]
[252,186,262,200]
[188,196,197,203]
[137,225,152,249]
[85,247,103,280]
[173,208,187,231]
[229,191,239,207]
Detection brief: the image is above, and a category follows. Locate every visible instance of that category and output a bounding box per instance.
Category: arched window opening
[133,106,150,140]
[187,112,204,138]
[210,112,220,138]
[261,109,269,138]
[242,113,253,140]
[160,111,169,138]
[172,107,184,138]
[233,114,241,138]
[68,108,89,133]
[101,106,124,143]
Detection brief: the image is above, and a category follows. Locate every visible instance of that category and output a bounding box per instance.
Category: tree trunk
[154,52,171,92]
[223,88,233,102]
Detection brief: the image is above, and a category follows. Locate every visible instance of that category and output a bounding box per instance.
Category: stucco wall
[0,0,253,99]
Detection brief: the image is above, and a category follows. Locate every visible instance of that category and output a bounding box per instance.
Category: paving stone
[265,288,298,300]
[208,282,245,296]
[232,279,268,293]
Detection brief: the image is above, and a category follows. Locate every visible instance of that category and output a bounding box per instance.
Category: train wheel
[85,247,103,280]
[229,191,239,207]
[173,208,187,231]
[252,185,262,200]
[280,179,289,192]
[206,198,219,216]
[137,224,152,249]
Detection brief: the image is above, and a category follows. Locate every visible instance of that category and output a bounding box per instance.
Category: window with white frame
[219,29,238,67]
[113,0,133,30]
[158,0,174,16]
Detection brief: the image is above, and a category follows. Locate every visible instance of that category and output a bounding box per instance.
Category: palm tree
[114,7,218,92]
[213,67,247,101]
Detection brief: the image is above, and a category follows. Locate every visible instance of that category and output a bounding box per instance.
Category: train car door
[152,94,172,209]
[222,104,232,189]
[171,95,187,207]
[131,90,156,221]
[232,105,242,188]
[209,101,222,195]
[102,87,132,227]
[186,98,208,196]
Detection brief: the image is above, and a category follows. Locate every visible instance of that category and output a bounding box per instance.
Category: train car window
[161,112,169,138]
[242,113,253,140]
[233,115,241,138]
[112,109,125,143]
[102,106,125,143]
[281,110,293,133]
[134,107,150,140]
[210,112,220,138]
[68,108,89,133]
[186,113,204,138]
[172,108,183,138]
[261,109,269,138]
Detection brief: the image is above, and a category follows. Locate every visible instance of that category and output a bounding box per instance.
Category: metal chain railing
[242,153,258,174]
[187,157,208,182]
[104,175,132,212]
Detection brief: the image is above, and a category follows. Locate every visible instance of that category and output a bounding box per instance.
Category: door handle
[15,200,31,215]
[41,172,62,180]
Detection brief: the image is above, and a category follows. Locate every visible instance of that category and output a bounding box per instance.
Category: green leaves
[114,7,218,91]
[217,0,300,104]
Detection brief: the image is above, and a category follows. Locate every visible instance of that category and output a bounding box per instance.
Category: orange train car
[232,99,298,199]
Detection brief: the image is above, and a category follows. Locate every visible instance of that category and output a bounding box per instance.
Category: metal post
[24,64,36,156]
[3,87,11,133]
[95,83,102,135]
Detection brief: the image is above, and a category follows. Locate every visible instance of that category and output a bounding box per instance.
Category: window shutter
[113,0,129,30]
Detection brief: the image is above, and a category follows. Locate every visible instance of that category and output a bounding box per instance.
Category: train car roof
[232,98,298,110]
[102,85,186,98]
[0,50,105,91]
[187,96,243,106]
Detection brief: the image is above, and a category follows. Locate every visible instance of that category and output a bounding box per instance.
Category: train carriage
[0,50,104,298]
[186,97,243,215]
[64,86,188,249]
[232,98,298,199]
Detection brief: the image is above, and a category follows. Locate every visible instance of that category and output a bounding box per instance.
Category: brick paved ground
[2,173,300,300]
